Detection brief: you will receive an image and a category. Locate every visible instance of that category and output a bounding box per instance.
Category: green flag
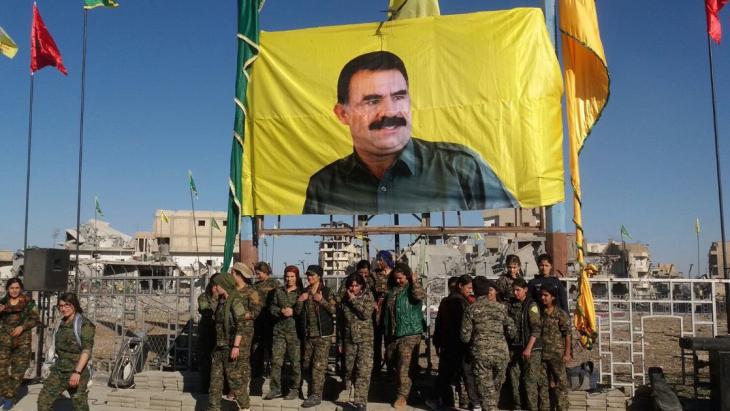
[223,0,263,272]
[84,0,119,9]
[211,217,221,231]
[95,196,104,217]
[0,27,18,59]
[620,224,632,240]
[188,170,198,199]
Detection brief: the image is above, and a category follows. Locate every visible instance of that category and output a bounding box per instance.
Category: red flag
[30,3,67,75]
[707,0,728,44]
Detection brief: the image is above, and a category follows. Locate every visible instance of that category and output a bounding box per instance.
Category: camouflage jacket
[540,307,570,360]
[255,278,281,308]
[495,274,521,304]
[270,286,301,336]
[215,286,260,348]
[54,315,95,372]
[507,297,542,350]
[0,294,40,341]
[342,291,375,343]
[460,296,515,360]
[295,284,337,337]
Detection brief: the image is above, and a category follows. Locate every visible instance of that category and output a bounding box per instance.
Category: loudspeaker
[23,248,70,291]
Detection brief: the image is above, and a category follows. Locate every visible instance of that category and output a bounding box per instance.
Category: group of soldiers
[196,251,572,411]
[431,253,571,411]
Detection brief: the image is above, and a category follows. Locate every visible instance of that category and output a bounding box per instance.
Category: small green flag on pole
[95,196,104,217]
[211,218,221,231]
[84,0,119,10]
[620,224,632,240]
[188,170,198,199]
[0,27,18,59]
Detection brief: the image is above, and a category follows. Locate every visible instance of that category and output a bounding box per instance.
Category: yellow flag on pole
[0,27,18,59]
[559,0,609,153]
[387,0,440,19]
[559,0,609,350]
[696,218,701,235]
[161,210,170,224]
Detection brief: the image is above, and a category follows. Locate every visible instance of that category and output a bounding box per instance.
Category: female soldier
[540,285,571,411]
[265,265,303,401]
[496,254,523,304]
[382,263,425,409]
[0,278,40,410]
[38,293,95,411]
[197,273,219,393]
[341,273,375,411]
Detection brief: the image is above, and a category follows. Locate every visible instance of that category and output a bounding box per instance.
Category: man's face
[334,69,412,159]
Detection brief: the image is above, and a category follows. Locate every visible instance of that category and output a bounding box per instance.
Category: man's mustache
[369,116,407,130]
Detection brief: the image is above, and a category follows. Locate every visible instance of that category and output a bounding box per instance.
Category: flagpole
[23,73,35,251]
[74,9,89,291]
[189,187,200,274]
[706,31,730,329]
[697,226,701,278]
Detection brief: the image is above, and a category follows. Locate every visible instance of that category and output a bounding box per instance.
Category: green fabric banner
[84,0,119,10]
[223,0,262,272]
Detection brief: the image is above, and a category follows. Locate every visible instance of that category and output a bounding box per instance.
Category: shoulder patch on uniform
[530,305,539,314]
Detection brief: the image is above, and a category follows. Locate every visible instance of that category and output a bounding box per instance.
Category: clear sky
[1,0,729,277]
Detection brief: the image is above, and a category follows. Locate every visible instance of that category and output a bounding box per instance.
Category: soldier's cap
[212,272,237,294]
[305,264,324,277]
[231,262,254,279]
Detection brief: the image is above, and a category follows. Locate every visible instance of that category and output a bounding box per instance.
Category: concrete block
[586,398,607,407]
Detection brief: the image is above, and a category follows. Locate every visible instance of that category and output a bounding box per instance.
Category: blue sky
[1,1,729,276]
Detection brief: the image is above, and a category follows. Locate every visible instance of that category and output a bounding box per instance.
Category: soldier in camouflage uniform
[252,262,280,381]
[0,278,40,409]
[295,265,337,408]
[460,277,516,411]
[539,285,571,411]
[207,265,261,411]
[507,277,548,411]
[197,273,219,393]
[341,273,375,411]
[496,254,523,304]
[374,251,395,372]
[264,265,303,400]
[38,293,95,411]
[382,263,425,409]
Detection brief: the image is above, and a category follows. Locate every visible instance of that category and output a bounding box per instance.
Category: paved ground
[9,370,629,411]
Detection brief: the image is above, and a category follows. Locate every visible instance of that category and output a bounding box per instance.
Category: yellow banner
[243,8,564,215]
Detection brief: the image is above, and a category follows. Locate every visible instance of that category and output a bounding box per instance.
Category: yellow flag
[559,0,609,153]
[574,264,598,349]
[696,218,701,235]
[161,210,170,224]
[0,27,18,59]
[388,0,440,19]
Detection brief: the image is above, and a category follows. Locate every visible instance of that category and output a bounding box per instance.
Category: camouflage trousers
[543,356,569,411]
[37,368,90,411]
[270,331,301,393]
[302,336,331,398]
[386,335,421,398]
[345,339,373,404]
[207,335,253,411]
[507,349,549,411]
[471,354,508,411]
[0,332,31,400]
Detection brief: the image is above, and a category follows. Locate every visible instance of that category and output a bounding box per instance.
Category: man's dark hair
[447,276,459,291]
[254,261,272,274]
[537,253,553,265]
[337,51,409,104]
[457,274,473,288]
[473,276,490,297]
[356,259,371,271]
[513,277,528,289]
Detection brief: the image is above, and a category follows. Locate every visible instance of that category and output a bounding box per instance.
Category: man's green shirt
[303,137,516,214]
